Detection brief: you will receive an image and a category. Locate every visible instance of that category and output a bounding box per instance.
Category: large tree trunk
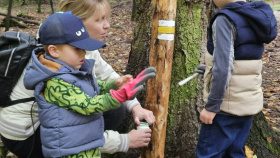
[119,0,211,157]
[126,0,153,76]
[164,0,210,157]
[104,0,280,157]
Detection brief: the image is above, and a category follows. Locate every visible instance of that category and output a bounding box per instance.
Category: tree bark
[126,0,153,77]
[104,0,280,157]
[37,0,42,13]
[50,0,54,14]
[163,0,211,157]
[142,0,177,157]
[246,112,280,158]
[5,0,13,31]
[102,1,154,157]
[123,0,211,157]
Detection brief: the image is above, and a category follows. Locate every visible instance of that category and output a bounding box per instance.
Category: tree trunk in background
[37,0,42,13]
[131,0,136,21]
[103,0,280,157]
[102,1,155,157]
[50,0,54,14]
[126,0,153,76]
[5,0,13,31]
[20,0,26,6]
[246,112,280,158]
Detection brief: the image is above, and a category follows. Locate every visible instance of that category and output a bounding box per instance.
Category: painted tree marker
[157,20,175,40]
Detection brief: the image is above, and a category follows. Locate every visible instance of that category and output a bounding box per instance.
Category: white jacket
[0,50,139,153]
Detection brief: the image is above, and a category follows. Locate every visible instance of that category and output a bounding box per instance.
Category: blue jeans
[196,114,253,158]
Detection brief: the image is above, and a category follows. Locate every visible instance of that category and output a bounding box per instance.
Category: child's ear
[48,45,59,58]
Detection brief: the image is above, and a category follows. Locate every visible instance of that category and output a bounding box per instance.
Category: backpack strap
[6,97,35,106]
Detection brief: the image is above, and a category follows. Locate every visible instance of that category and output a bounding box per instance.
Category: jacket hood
[223,1,277,43]
[24,47,93,90]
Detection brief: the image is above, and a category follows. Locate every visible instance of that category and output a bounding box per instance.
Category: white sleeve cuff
[124,98,140,113]
[117,134,130,153]
[99,130,120,154]
[99,131,130,154]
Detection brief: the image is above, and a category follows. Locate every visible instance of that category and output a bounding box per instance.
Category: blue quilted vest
[207,1,277,60]
[31,48,105,157]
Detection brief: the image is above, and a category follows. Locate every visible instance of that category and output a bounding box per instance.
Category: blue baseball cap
[39,12,106,51]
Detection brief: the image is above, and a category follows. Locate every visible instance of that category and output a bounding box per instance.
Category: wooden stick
[143,0,177,157]
[0,12,39,25]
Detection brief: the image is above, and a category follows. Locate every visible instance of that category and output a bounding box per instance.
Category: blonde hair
[58,0,111,20]
[43,45,50,55]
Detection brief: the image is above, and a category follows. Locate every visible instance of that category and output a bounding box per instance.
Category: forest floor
[0,0,280,157]
[259,11,280,133]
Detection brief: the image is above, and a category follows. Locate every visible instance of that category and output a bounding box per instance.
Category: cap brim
[69,38,106,51]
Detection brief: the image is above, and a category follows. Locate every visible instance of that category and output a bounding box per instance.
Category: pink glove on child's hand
[110,67,156,103]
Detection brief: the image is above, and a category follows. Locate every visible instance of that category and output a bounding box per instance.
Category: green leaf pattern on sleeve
[44,78,120,115]
[61,148,100,158]
[97,80,118,95]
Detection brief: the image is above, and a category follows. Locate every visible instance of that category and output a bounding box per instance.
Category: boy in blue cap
[24,12,156,158]
[196,0,277,157]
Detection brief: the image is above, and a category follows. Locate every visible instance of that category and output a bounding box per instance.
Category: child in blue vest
[196,0,277,157]
[24,12,156,158]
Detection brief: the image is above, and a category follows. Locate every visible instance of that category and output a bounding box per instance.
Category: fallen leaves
[262,22,280,132]
[99,0,135,75]
[245,145,258,158]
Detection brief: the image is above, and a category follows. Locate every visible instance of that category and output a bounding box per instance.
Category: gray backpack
[0,31,37,107]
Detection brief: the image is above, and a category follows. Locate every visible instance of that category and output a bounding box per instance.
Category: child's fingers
[123,75,133,82]
[116,75,133,88]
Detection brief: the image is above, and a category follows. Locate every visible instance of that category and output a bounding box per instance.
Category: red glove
[110,67,156,103]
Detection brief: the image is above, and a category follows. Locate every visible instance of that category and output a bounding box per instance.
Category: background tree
[50,0,54,14]
[5,0,13,31]
[103,1,155,157]
[107,0,211,157]
[116,0,280,157]
[247,112,280,157]
[37,0,42,13]
[20,0,26,5]
[126,0,211,157]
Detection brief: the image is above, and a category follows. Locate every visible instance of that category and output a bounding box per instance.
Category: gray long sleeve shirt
[205,15,235,113]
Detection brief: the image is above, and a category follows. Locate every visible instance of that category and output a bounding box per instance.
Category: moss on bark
[165,1,208,157]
